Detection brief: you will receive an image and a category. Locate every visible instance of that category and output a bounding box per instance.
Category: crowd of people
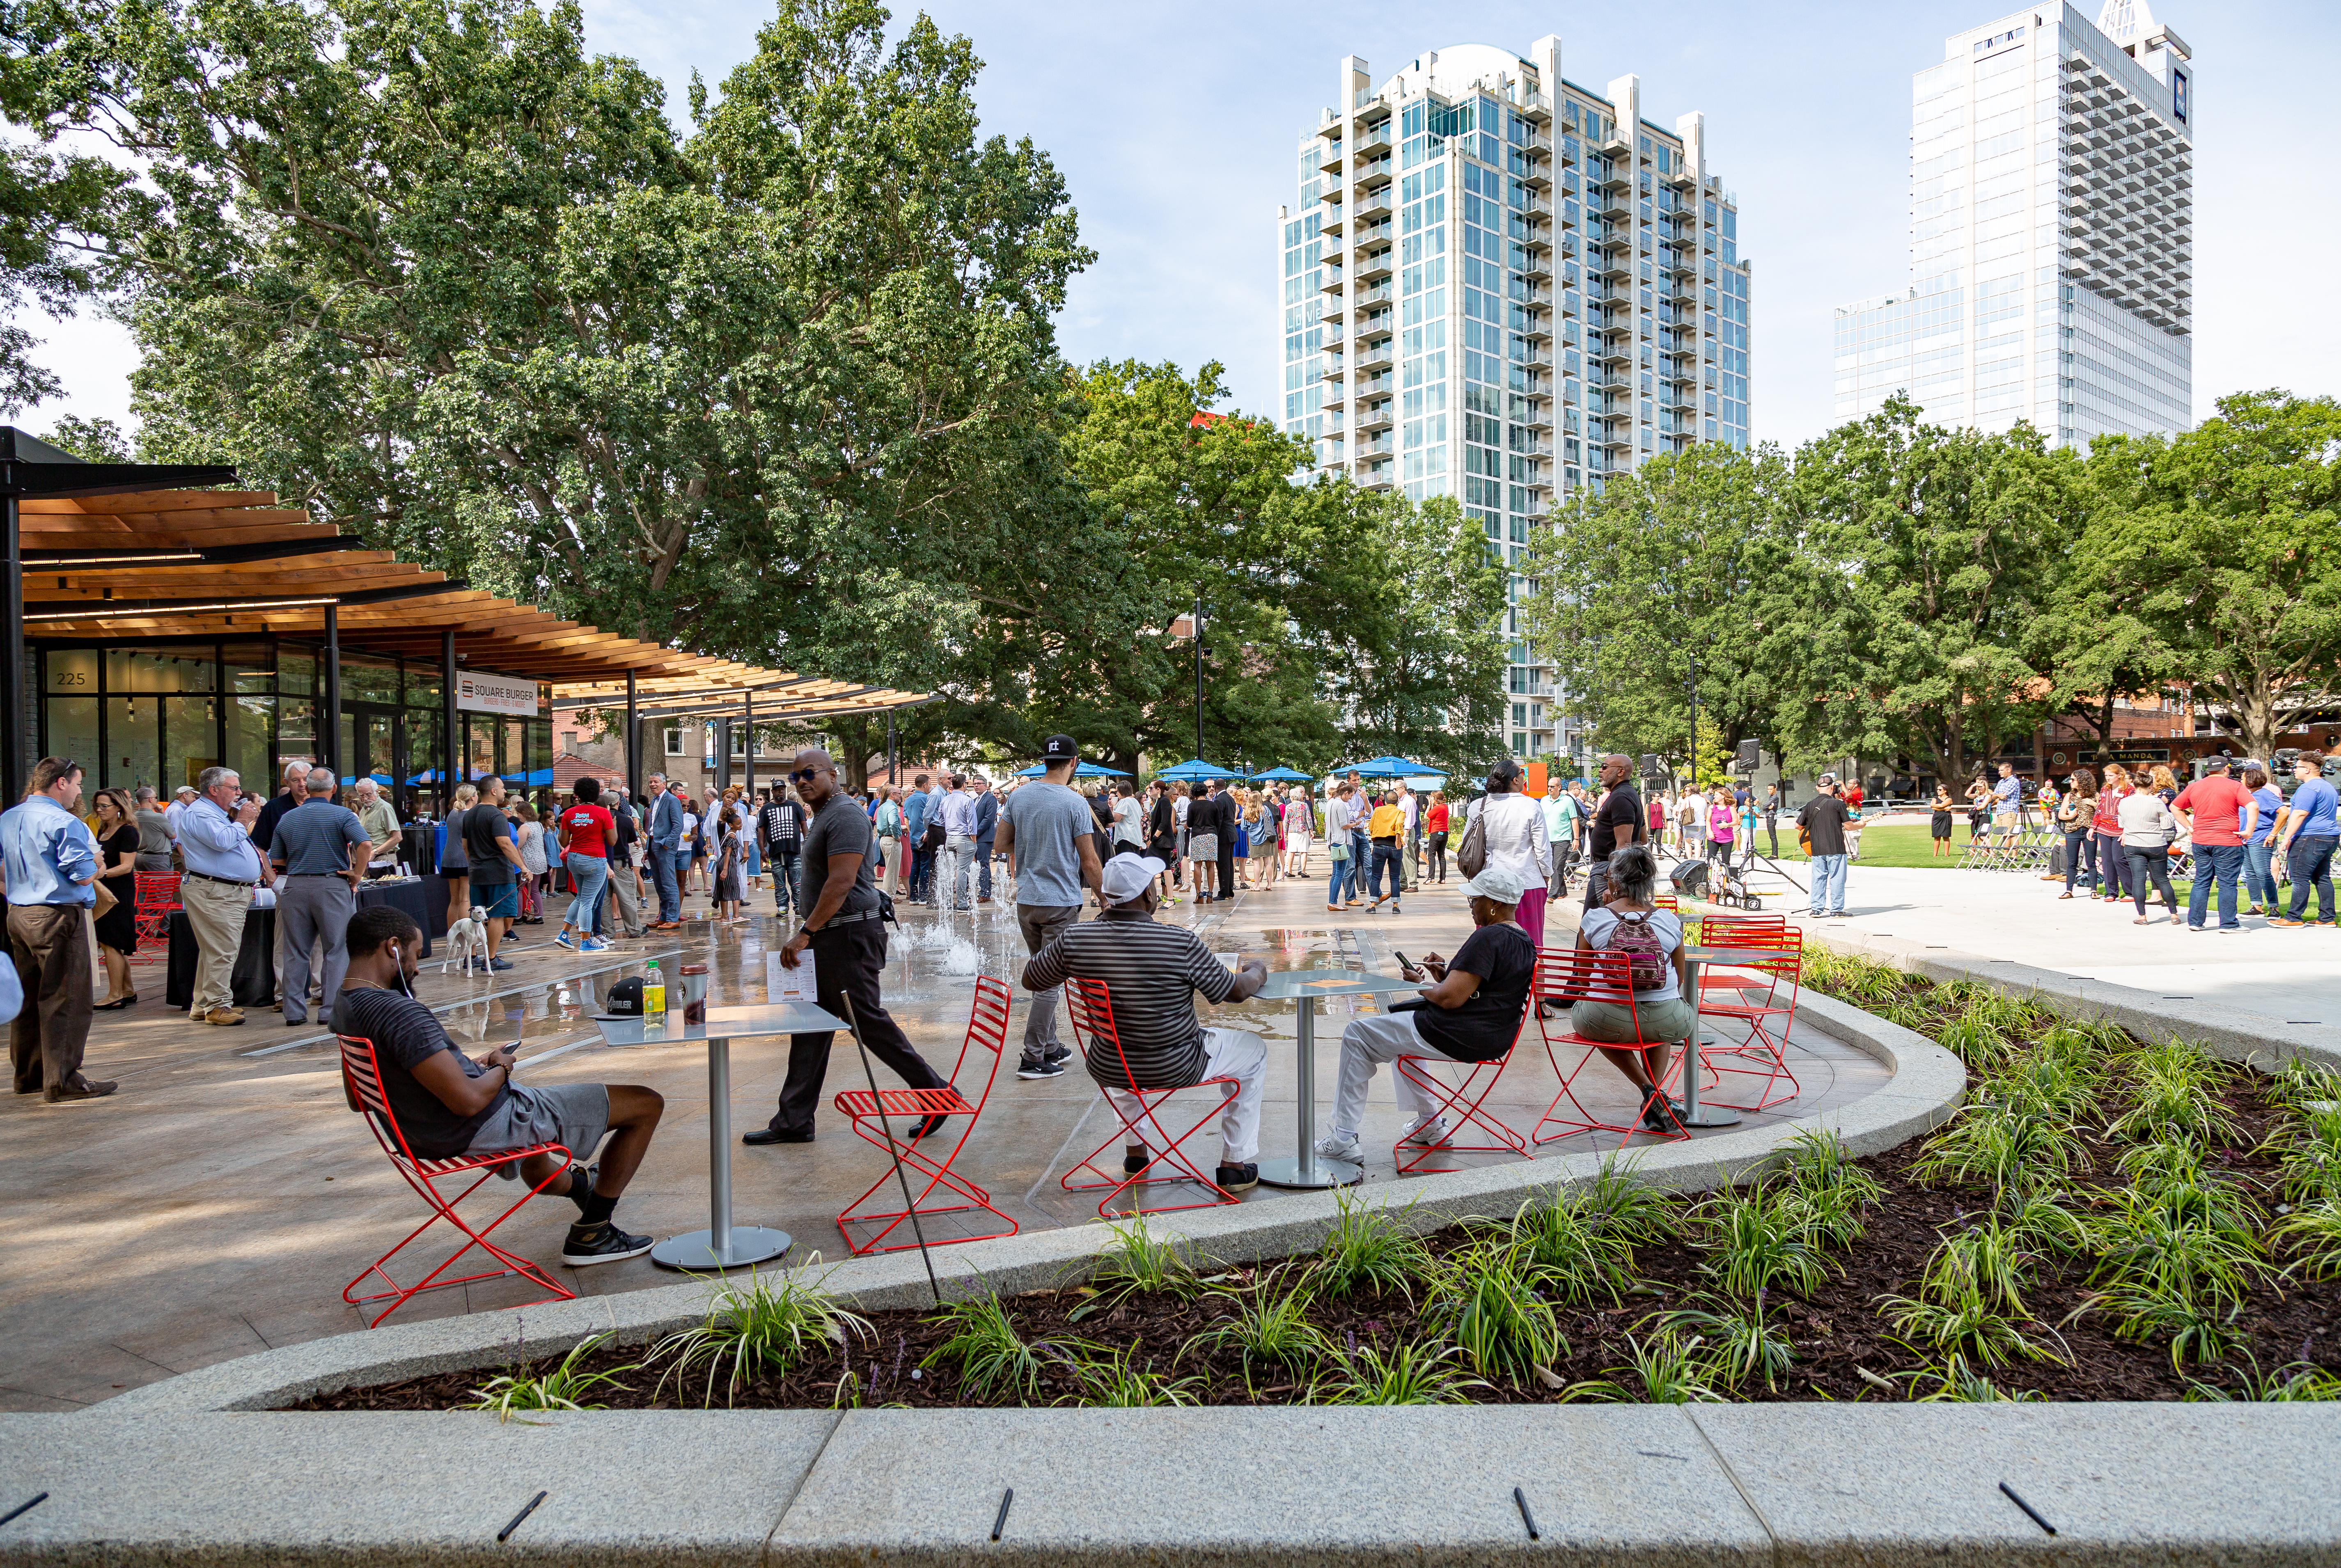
[2037,752,2339,929]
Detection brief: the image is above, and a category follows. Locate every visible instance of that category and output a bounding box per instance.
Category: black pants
[1427,836,1447,880]
[768,920,945,1133]
[1218,840,1237,901]
[2062,830,2093,892]
[1765,819,1779,857]
[2125,847,2177,916]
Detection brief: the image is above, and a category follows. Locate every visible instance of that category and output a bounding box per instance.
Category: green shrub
[1307,1193,1436,1301]
[922,1291,1064,1405]
[1318,1341,1484,1405]
[654,1264,872,1407]
[1697,1189,1830,1298]
[462,1333,637,1420]
[1430,1238,1566,1385]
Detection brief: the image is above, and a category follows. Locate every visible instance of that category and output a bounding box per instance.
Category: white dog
[443,905,493,975]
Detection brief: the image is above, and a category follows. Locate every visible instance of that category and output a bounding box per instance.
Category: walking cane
[839,992,944,1307]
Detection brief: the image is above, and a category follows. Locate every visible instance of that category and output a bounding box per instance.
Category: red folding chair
[833,974,1019,1254]
[1392,997,1532,1174]
[1059,977,1243,1216]
[1688,921,1804,1112]
[132,872,180,964]
[1531,948,1691,1150]
[336,1035,576,1328]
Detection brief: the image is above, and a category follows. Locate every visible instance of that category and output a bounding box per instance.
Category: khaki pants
[181,876,253,1016]
[608,856,646,936]
[9,903,92,1093]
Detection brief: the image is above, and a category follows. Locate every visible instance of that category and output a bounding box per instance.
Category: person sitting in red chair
[333,905,666,1266]
[1312,865,1537,1163]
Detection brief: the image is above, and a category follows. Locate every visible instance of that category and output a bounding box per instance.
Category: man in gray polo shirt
[270,767,370,1026]
[995,734,1104,1079]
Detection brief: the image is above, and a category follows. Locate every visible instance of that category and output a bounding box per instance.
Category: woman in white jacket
[2116,787,2182,925]
[1472,758,1551,945]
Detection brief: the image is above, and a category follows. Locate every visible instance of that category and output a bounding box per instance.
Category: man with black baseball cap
[996,734,1105,1079]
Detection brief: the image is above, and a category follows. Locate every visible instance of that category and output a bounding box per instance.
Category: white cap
[1100,851,1166,904]
[1458,867,1526,905]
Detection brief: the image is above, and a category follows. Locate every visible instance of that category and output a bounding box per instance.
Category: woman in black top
[1931,783,1955,856]
[90,787,142,1009]
[1146,781,1179,899]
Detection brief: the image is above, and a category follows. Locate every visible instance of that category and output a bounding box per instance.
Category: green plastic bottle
[643,958,665,1016]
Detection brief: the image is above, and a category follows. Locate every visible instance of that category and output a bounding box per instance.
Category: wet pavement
[0,866,1887,1410]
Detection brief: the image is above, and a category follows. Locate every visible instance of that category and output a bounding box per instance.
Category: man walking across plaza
[997,735,1104,1080]
[2173,755,2257,933]
[271,766,370,1025]
[901,774,934,903]
[1799,775,1854,918]
[461,774,526,969]
[2270,753,2339,928]
[973,775,1000,904]
[3,757,113,1100]
[941,773,979,910]
[1584,753,1642,911]
[178,764,272,1025]
[646,772,683,928]
[1185,782,1222,903]
[760,784,805,918]
[745,748,949,1146]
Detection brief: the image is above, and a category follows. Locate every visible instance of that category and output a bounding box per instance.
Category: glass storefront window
[165,695,220,791]
[406,668,442,710]
[229,696,274,791]
[465,717,495,784]
[225,642,274,693]
[281,700,317,769]
[343,656,398,706]
[106,650,214,694]
[46,697,97,780]
[104,697,162,792]
[280,650,314,696]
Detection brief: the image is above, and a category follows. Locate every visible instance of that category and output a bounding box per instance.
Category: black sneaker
[1123,1145,1152,1175]
[564,1163,599,1213]
[561,1221,655,1266]
[1215,1162,1259,1193]
[1044,1043,1073,1065]
[1639,1092,1681,1134]
[1016,1055,1065,1080]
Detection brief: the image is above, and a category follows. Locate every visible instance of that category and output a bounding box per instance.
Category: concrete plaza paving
[1772,859,2341,1032]
[0,865,1886,1413]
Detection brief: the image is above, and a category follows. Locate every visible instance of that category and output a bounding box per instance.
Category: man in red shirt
[2172,756,2258,932]
[554,777,619,953]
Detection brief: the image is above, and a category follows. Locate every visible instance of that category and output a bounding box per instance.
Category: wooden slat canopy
[17,488,931,709]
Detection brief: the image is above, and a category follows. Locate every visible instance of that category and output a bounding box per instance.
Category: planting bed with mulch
[294,954,2341,1411]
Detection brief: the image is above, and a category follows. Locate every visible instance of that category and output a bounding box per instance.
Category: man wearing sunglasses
[745,749,947,1146]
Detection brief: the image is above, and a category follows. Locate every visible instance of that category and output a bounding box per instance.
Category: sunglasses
[790,766,833,784]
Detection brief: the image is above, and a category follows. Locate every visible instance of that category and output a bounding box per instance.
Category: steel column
[323,604,342,785]
[440,627,458,818]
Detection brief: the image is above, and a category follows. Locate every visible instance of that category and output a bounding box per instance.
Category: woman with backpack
[1568,843,1692,1135]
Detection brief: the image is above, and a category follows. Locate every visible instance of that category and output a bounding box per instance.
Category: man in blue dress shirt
[646,772,683,928]
[3,757,112,1100]
[179,763,275,1025]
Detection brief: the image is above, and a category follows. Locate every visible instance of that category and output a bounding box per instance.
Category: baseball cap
[1041,734,1080,763]
[1817,772,1837,785]
[1458,867,1526,904]
[1099,851,1165,903]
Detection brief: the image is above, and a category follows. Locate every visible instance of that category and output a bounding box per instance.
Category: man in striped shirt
[1020,851,1269,1191]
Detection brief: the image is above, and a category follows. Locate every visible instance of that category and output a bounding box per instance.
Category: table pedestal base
[1256,1154,1363,1190]
[1677,1028,1744,1127]
[652,1227,794,1271]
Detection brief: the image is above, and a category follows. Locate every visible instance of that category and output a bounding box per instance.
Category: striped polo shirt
[1020,908,1233,1092]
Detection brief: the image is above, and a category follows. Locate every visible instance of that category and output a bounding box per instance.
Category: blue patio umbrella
[1250,765,1314,783]
[501,768,555,786]
[342,771,394,786]
[1013,761,1132,779]
[1153,758,1245,783]
[1329,754,1449,780]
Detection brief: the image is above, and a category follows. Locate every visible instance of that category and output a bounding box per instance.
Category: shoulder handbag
[1457,801,1490,879]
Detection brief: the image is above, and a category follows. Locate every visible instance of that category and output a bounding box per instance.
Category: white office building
[1279,41,1749,763]
[1833,1,2193,446]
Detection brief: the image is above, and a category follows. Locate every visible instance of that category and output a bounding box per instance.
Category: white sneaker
[1400,1115,1452,1147]
[1313,1131,1363,1162]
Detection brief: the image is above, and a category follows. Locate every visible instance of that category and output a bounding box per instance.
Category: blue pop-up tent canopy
[1328,755,1449,780]
[501,768,555,786]
[341,771,394,786]
[1153,758,1245,783]
[1250,765,1314,783]
[1012,761,1131,779]
[405,767,498,785]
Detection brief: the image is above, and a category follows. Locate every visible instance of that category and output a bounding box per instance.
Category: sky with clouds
[19,0,2333,450]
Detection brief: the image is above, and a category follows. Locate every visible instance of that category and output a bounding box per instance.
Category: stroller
[1671,856,1762,911]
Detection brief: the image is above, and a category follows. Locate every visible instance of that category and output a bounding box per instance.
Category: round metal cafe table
[1246,966,1430,1190]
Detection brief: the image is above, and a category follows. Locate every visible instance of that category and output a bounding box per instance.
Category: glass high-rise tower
[1833,1,2193,446]
[1280,41,1749,764]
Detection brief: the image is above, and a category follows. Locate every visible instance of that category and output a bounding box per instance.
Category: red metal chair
[832,974,1018,1254]
[336,1034,576,1328]
[1688,920,1804,1112]
[1532,948,1691,1150]
[1391,996,1533,1174]
[132,872,180,964]
[1059,977,1243,1216]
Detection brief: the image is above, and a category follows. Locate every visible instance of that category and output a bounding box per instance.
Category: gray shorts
[474,1081,609,1165]
[1189,833,1219,862]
